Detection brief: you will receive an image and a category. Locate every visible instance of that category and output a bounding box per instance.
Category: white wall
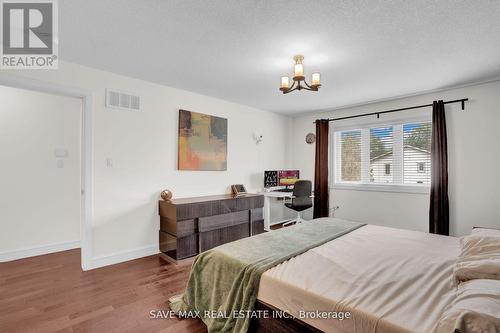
[4,61,497,267]
[291,80,500,236]
[0,86,82,258]
[0,62,291,267]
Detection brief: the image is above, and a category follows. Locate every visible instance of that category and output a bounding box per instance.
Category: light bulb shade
[311,72,321,86]
[294,63,304,78]
[280,76,290,89]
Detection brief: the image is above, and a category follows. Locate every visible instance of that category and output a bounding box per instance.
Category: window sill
[331,183,430,194]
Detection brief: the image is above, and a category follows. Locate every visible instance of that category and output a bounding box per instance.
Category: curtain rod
[313,98,468,123]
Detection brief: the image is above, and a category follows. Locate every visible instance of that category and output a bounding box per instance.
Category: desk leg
[264,196,271,231]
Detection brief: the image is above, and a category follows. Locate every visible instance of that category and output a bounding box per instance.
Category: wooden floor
[0,249,207,333]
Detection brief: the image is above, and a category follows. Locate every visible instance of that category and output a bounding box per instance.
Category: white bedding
[453,234,500,284]
[257,224,461,333]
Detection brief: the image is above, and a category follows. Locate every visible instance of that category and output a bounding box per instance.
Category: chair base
[282,211,305,226]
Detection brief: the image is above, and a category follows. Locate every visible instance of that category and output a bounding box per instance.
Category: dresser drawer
[199,223,250,252]
[176,219,197,237]
[198,210,249,233]
[159,231,198,260]
[174,196,264,220]
[160,217,197,237]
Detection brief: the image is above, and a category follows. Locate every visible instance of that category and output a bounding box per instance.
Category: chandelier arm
[303,80,313,89]
[283,87,297,94]
[282,80,298,94]
[302,80,319,91]
[283,85,299,94]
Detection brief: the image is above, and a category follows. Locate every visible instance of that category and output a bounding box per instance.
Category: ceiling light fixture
[279,55,321,94]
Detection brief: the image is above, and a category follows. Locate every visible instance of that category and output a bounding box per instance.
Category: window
[338,130,361,182]
[417,162,425,173]
[385,163,391,175]
[403,122,431,184]
[334,120,431,191]
[370,127,393,183]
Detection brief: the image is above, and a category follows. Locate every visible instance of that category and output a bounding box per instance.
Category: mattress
[257,224,460,333]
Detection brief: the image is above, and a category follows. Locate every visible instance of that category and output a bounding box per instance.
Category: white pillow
[434,279,500,333]
[453,235,500,285]
[472,227,500,237]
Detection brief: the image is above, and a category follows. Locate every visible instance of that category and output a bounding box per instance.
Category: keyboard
[272,188,294,193]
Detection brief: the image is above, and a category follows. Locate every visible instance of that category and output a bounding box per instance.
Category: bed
[255,224,459,333]
[169,218,500,333]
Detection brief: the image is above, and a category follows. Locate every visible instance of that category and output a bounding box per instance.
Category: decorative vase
[161,189,173,202]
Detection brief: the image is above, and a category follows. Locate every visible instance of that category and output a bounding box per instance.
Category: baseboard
[0,240,80,262]
[90,244,158,270]
[1,241,159,269]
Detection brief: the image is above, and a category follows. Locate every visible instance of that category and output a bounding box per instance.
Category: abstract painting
[178,109,227,171]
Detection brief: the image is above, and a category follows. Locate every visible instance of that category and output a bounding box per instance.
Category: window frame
[330,116,431,194]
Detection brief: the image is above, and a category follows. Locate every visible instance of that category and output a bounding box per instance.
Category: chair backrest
[292,180,312,198]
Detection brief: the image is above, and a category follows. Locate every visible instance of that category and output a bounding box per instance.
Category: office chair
[283,180,313,226]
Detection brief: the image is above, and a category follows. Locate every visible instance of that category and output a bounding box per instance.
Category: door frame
[0,74,93,271]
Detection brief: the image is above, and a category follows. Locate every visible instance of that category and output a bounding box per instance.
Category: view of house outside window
[403,122,431,184]
[369,127,393,183]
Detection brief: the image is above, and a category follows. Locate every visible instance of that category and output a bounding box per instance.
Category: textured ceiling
[59,0,500,115]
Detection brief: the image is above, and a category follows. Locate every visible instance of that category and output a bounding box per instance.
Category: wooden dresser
[159,194,264,261]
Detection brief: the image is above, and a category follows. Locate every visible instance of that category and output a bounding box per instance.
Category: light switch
[106,158,113,168]
[54,148,69,158]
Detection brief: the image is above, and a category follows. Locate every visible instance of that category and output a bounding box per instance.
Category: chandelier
[279,55,321,94]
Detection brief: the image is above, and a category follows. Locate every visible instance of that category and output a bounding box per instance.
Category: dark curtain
[429,100,449,235]
[313,119,330,218]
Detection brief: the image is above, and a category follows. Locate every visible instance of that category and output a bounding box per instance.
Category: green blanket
[169,218,365,333]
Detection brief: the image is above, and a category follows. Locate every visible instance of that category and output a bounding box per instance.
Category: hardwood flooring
[0,249,207,333]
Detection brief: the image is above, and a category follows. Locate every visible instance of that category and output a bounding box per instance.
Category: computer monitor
[264,170,278,188]
[278,170,300,187]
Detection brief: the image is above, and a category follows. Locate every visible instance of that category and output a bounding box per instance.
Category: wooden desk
[158,194,264,261]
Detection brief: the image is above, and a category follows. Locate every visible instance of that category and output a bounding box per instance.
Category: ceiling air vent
[105,89,141,111]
